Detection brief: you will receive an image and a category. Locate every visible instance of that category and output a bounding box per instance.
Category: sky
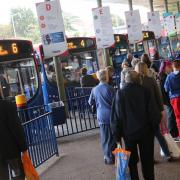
[0,0,149,35]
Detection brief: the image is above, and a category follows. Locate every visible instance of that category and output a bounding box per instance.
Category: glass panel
[0,58,38,101]
[44,51,98,87]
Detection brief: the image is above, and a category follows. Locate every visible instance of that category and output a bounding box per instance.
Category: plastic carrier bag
[160,111,180,158]
[21,152,39,180]
[113,144,131,180]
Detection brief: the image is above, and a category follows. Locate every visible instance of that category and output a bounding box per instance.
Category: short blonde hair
[135,62,148,76]
[96,69,107,82]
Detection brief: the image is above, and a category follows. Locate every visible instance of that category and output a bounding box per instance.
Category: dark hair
[141,53,151,68]
[49,65,54,72]
[173,61,180,69]
[81,67,87,75]
[153,51,160,60]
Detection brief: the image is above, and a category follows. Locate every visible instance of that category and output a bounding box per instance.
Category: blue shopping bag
[113,145,131,180]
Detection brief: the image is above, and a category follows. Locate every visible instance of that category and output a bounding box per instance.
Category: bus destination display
[67,38,96,52]
[143,31,155,41]
[0,40,33,60]
[0,43,19,56]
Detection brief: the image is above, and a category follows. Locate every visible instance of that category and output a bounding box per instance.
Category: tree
[0,25,13,38]
[63,12,81,36]
[10,7,40,43]
[111,14,125,27]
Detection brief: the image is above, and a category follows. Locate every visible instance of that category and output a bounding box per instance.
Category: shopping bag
[162,133,180,158]
[113,144,131,180]
[21,152,39,180]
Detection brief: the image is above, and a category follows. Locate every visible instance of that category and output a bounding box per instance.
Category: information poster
[92,6,114,49]
[125,10,143,44]
[147,11,162,39]
[163,12,176,36]
[36,0,67,58]
[175,13,180,35]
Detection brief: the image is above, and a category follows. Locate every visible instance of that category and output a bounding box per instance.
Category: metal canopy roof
[91,0,180,13]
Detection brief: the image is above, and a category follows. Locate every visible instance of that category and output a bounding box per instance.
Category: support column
[45,0,66,104]
[149,0,154,12]
[97,0,102,7]
[164,0,168,12]
[128,0,133,11]
[177,1,180,13]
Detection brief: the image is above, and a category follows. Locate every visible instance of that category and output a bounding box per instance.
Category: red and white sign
[148,11,162,39]
[92,6,114,49]
[125,10,143,44]
[36,0,67,58]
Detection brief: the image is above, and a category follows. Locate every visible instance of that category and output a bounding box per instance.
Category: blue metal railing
[19,107,58,168]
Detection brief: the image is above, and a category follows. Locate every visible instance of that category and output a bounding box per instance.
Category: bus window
[0,58,38,101]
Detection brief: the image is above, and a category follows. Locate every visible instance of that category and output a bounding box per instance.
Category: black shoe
[164,156,174,162]
[104,159,115,165]
[154,160,159,164]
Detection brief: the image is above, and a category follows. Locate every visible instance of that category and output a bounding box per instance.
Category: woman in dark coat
[135,62,172,161]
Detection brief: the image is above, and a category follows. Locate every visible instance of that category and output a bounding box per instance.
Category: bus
[0,39,43,107]
[130,31,157,58]
[35,37,99,104]
[109,34,129,70]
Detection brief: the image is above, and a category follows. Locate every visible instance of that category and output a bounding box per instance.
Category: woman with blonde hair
[135,62,172,161]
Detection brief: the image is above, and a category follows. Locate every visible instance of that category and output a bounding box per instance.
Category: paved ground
[40,130,180,180]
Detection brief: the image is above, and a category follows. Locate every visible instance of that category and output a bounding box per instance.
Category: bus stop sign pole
[45,0,67,104]
[97,0,111,67]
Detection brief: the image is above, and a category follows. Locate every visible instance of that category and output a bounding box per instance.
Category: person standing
[126,53,133,67]
[105,66,115,87]
[159,61,178,138]
[80,67,97,87]
[164,57,180,141]
[111,71,160,180]
[135,62,172,161]
[88,69,116,164]
[120,60,131,89]
[0,95,28,180]
[141,53,157,80]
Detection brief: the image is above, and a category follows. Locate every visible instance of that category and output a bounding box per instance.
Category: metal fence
[18,107,59,168]
[55,95,99,138]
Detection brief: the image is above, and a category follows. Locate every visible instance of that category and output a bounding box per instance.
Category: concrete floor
[40,130,180,180]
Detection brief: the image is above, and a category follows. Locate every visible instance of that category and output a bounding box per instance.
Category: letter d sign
[46,4,51,11]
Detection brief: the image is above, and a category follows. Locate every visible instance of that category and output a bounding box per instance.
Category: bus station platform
[39,129,180,180]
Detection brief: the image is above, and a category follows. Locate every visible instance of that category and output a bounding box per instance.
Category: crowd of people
[87,53,180,180]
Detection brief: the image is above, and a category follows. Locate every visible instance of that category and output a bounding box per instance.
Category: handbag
[21,152,39,180]
[160,133,180,158]
[113,144,131,180]
[160,112,180,158]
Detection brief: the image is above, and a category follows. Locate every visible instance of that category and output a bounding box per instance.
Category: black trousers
[124,131,154,180]
[0,157,25,180]
[166,105,179,138]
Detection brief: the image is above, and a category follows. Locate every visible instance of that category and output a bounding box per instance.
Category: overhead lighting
[65,66,73,69]
[85,56,93,60]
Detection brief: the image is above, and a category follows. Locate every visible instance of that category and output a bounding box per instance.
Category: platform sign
[148,11,162,39]
[163,12,176,36]
[175,13,180,35]
[92,6,114,49]
[36,0,67,58]
[125,10,143,44]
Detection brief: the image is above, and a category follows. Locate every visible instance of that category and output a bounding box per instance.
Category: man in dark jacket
[80,67,98,87]
[111,71,161,180]
[0,95,27,180]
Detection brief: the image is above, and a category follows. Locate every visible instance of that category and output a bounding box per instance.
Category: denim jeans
[99,124,116,162]
[155,127,170,157]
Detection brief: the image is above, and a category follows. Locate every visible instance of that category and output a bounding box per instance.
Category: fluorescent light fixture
[65,66,73,69]
[85,56,93,60]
